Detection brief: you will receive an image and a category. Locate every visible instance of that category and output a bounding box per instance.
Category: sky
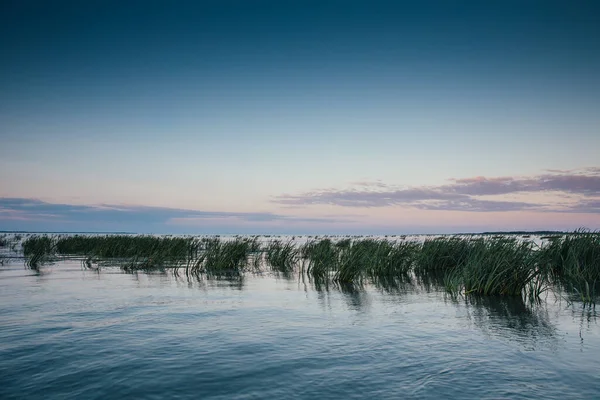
[1,0,599,234]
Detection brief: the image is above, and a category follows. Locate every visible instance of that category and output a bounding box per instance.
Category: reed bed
[17,230,600,301]
[336,239,418,283]
[265,240,298,273]
[414,236,475,274]
[23,235,54,256]
[296,238,419,283]
[447,237,541,296]
[300,239,338,281]
[22,235,264,273]
[0,233,22,252]
[55,235,194,259]
[189,237,261,274]
[23,235,55,268]
[538,229,600,302]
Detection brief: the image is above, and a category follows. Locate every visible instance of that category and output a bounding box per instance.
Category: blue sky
[1,1,599,233]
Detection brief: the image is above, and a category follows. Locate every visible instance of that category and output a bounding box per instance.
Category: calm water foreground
[1,260,599,399]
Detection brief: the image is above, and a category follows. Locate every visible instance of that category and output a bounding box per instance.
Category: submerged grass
[16,230,599,301]
[336,239,418,283]
[265,240,298,273]
[447,237,541,297]
[300,239,337,281]
[414,236,474,274]
[539,229,600,302]
[23,234,262,273]
[191,237,260,274]
[299,239,418,283]
[23,235,55,268]
[25,235,197,269]
[23,235,54,257]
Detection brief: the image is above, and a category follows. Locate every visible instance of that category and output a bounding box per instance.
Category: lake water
[1,260,599,399]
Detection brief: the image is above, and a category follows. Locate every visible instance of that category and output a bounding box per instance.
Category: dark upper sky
[3,0,599,92]
[1,1,600,233]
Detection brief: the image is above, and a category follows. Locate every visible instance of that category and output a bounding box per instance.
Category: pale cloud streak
[0,198,351,232]
[274,168,600,213]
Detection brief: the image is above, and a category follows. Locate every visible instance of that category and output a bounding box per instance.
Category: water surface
[1,260,599,399]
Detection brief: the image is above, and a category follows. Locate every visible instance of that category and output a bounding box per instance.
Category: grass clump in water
[23,235,56,268]
[265,240,298,273]
[19,231,598,302]
[300,239,338,281]
[414,236,474,274]
[367,240,418,278]
[334,239,371,283]
[448,237,542,297]
[191,237,260,275]
[299,238,418,284]
[23,235,54,256]
[56,235,193,260]
[335,239,418,283]
[24,234,197,270]
[57,235,197,269]
[539,229,600,302]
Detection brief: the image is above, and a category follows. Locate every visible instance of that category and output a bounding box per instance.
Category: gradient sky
[1,0,599,234]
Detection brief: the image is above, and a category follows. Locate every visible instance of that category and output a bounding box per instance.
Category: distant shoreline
[0,231,136,234]
[0,230,577,235]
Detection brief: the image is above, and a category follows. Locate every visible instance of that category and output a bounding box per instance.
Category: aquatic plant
[23,235,54,256]
[335,239,418,283]
[539,229,600,302]
[55,235,194,261]
[371,274,415,294]
[366,240,418,278]
[17,231,598,301]
[190,237,259,274]
[265,240,298,273]
[414,236,475,274]
[334,239,370,283]
[300,239,337,281]
[23,234,198,270]
[414,270,448,292]
[447,237,542,297]
[22,235,56,269]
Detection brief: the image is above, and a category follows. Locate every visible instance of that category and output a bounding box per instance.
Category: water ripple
[1,263,599,399]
